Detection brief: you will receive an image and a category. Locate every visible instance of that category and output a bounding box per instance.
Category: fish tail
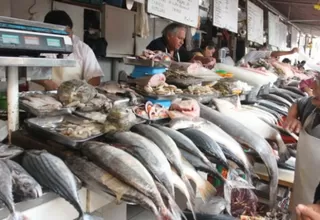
[276,135,290,163]
[167,195,188,220]
[198,179,216,203]
[181,174,195,198]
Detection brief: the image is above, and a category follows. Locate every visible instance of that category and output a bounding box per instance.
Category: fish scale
[22,151,85,219]
[0,160,15,214]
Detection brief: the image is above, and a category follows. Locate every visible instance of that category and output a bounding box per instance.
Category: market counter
[0,188,126,220]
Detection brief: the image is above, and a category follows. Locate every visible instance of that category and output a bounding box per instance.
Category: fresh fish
[184,212,237,220]
[256,100,288,116]
[276,88,303,99]
[169,118,253,181]
[282,86,306,97]
[213,99,290,163]
[199,104,278,208]
[152,125,215,172]
[269,90,295,103]
[22,150,101,220]
[286,80,300,87]
[0,144,23,159]
[252,104,283,120]
[5,160,42,201]
[110,132,174,197]
[241,105,278,125]
[179,128,228,168]
[0,160,25,220]
[155,182,187,220]
[81,141,172,219]
[260,94,292,108]
[178,159,216,203]
[65,155,161,219]
[131,124,191,189]
[220,148,246,173]
[180,149,225,182]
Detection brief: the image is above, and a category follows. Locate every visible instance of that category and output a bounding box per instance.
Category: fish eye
[14,170,20,175]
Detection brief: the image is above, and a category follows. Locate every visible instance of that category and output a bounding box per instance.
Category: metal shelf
[0,57,76,142]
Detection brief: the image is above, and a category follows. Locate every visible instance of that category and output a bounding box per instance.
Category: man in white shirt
[239,44,299,64]
[33,10,103,91]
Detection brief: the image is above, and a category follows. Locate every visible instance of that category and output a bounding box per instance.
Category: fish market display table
[0,56,76,142]
[0,188,127,220]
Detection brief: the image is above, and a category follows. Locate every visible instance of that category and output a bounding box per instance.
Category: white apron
[291,110,320,220]
[29,54,82,91]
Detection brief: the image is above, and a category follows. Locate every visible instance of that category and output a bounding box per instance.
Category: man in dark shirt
[147,23,215,65]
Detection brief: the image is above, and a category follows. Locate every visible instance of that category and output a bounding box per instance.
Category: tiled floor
[127,205,156,220]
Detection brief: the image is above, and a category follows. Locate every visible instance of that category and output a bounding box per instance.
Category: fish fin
[181,175,195,200]
[198,180,216,203]
[276,135,291,163]
[78,213,104,220]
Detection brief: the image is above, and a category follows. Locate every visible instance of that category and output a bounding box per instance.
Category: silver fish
[0,160,24,220]
[214,99,290,163]
[169,118,253,180]
[5,160,42,201]
[276,88,303,99]
[111,132,174,197]
[65,155,161,219]
[260,94,292,108]
[22,150,101,220]
[0,144,23,160]
[179,128,228,168]
[256,99,288,116]
[152,124,215,172]
[269,90,295,103]
[131,124,191,188]
[282,86,306,97]
[200,104,278,209]
[80,141,172,219]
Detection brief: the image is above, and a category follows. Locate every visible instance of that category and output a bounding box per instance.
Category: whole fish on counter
[5,160,42,202]
[22,150,102,220]
[81,141,173,219]
[213,99,290,162]
[65,155,162,219]
[152,125,215,172]
[259,94,292,108]
[0,144,24,160]
[131,124,192,190]
[169,118,253,182]
[110,132,175,198]
[269,89,296,103]
[275,88,303,100]
[281,86,306,97]
[179,128,228,168]
[0,160,25,220]
[199,104,278,209]
[256,99,289,116]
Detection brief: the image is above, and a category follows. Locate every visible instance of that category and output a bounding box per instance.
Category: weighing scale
[0,16,76,142]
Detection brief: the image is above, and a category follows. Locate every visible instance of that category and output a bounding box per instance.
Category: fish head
[12,169,42,199]
[0,144,24,159]
[169,118,204,130]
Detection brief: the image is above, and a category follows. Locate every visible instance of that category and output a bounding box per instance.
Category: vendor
[282,58,292,64]
[192,41,216,58]
[146,23,215,65]
[284,74,320,219]
[238,44,299,64]
[32,10,103,91]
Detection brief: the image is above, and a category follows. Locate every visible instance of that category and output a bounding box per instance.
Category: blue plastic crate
[146,98,171,109]
[131,66,167,78]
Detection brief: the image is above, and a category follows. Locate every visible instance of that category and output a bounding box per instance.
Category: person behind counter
[283,73,320,220]
[146,23,215,65]
[33,10,103,91]
[282,58,292,64]
[192,41,216,58]
[238,44,299,64]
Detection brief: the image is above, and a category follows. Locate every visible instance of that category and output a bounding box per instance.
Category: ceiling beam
[265,0,317,6]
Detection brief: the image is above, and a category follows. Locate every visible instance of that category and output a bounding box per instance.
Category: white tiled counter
[0,188,127,220]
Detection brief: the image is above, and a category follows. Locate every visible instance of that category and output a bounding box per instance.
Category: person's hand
[296,204,320,220]
[283,116,302,133]
[291,47,299,54]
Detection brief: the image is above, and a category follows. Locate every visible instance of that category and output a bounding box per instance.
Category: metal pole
[7,66,19,143]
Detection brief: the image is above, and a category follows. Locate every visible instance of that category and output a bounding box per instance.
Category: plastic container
[104,0,123,7]
[131,66,167,78]
[146,98,171,109]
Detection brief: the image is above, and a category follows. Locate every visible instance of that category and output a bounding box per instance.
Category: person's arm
[82,46,103,87]
[296,204,320,220]
[32,80,58,91]
[270,47,299,58]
